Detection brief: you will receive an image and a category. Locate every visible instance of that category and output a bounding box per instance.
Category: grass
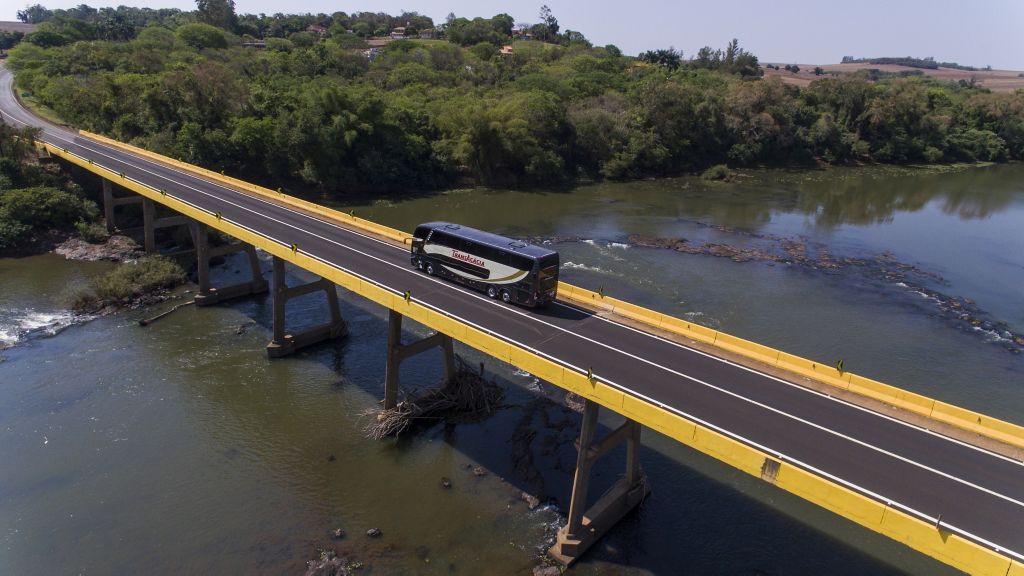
[75,220,109,243]
[17,92,67,126]
[701,164,732,181]
[72,256,186,310]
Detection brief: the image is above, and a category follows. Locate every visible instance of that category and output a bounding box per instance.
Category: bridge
[2,66,1023,573]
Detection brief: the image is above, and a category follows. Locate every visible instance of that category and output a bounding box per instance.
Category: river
[2,163,1022,574]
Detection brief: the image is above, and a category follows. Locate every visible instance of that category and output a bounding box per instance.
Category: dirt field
[763,62,1024,91]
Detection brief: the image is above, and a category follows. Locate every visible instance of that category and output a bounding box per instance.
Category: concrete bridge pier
[141,198,188,253]
[101,179,143,233]
[188,221,268,306]
[265,255,347,358]
[383,310,456,410]
[549,398,649,566]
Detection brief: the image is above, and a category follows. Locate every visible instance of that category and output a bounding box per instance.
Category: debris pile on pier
[362,357,502,439]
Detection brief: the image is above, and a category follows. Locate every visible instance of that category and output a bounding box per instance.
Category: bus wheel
[426,262,436,276]
[500,290,512,304]
[416,259,424,270]
[486,285,498,299]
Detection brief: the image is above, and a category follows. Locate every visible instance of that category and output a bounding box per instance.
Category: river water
[2,164,1022,575]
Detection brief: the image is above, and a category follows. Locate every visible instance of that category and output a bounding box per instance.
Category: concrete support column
[549,399,649,566]
[142,198,156,253]
[190,221,211,295]
[384,309,403,410]
[141,199,188,253]
[565,399,600,536]
[265,255,346,358]
[382,310,456,410]
[189,219,268,307]
[101,180,144,234]
[102,179,115,233]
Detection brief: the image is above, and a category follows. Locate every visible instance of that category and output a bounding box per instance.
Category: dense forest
[6,2,1024,196]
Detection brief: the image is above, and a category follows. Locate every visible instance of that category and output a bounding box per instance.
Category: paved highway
[3,66,1022,563]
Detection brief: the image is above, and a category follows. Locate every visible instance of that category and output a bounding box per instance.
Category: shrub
[73,256,186,309]
[265,37,292,52]
[0,218,30,249]
[289,31,315,48]
[701,164,731,181]
[0,186,99,248]
[175,23,228,50]
[75,220,109,243]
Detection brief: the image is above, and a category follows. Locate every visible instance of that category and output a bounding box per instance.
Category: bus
[410,222,559,307]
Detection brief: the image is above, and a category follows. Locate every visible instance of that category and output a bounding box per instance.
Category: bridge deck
[2,66,1022,574]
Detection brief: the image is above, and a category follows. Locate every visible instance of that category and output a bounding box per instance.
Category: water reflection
[340,163,1024,234]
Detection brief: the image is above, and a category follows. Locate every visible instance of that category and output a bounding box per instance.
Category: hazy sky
[6,0,1023,69]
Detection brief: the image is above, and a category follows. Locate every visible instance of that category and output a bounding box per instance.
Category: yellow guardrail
[81,131,413,245]
[45,138,1022,575]
[556,283,1024,452]
[83,130,1024,451]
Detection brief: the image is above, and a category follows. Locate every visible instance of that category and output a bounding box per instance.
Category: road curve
[2,66,1022,563]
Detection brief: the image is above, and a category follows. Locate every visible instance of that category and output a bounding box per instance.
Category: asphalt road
[2,66,1022,562]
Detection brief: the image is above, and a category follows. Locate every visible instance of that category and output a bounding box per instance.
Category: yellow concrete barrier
[559,284,1024,451]
[847,374,936,415]
[715,332,782,367]
[930,400,1024,448]
[67,132,1024,450]
[508,347,565,388]
[45,141,1017,572]
[658,314,719,345]
[80,131,413,245]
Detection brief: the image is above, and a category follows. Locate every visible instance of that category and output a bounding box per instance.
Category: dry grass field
[763,62,1024,91]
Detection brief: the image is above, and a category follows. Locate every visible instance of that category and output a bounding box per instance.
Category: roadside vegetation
[0,121,103,249]
[7,2,1024,197]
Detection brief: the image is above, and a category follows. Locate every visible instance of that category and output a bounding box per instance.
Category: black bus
[410,222,559,307]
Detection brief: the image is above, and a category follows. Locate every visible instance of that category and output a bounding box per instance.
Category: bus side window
[479,245,497,264]
[512,254,532,271]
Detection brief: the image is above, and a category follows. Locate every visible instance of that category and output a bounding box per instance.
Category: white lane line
[552,300,1024,468]
[54,133,1024,511]
[25,117,1024,499]
[8,110,1013,468]
[78,121,1017,471]
[23,113,1024,561]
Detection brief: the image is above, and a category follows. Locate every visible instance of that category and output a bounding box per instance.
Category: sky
[6,0,1024,69]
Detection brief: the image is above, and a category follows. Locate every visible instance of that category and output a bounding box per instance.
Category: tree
[196,0,237,31]
[814,66,824,76]
[538,5,559,35]
[176,22,228,49]
[639,48,682,70]
[17,4,52,24]
[25,30,67,48]
[0,31,25,52]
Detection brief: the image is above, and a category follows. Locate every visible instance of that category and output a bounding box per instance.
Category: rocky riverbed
[525,228,1024,354]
